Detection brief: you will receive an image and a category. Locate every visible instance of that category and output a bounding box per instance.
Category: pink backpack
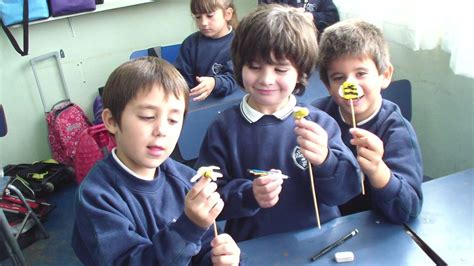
[46,101,92,166]
[31,51,92,168]
[74,123,116,184]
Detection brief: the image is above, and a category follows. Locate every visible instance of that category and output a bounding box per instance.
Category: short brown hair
[318,19,391,86]
[190,0,238,30]
[232,4,318,94]
[102,57,189,127]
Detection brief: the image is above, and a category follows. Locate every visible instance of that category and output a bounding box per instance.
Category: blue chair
[129,44,181,64]
[382,79,412,121]
[381,80,431,181]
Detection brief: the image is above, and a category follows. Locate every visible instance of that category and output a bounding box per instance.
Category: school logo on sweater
[292,146,308,170]
[212,63,224,75]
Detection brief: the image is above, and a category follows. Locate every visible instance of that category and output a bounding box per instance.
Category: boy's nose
[152,120,167,137]
[199,17,209,26]
[258,70,275,86]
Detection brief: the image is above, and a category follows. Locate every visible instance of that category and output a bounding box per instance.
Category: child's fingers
[253,175,283,190]
[295,120,327,144]
[349,127,367,138]
[209,198,224,218]
[192,92,209,102]
[190,85,206,97]
[262,186,282,202]
[211,234,240,265]
[187,176,212,200]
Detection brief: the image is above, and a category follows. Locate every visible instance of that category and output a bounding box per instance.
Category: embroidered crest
[212,63,224,75]
[292,146,308,170]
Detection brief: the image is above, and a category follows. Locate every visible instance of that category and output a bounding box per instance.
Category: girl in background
[175,0,239,102]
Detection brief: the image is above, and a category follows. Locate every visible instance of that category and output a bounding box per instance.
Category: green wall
[0,0,255,166]
[1,1,472,178]
[389,43,474,178]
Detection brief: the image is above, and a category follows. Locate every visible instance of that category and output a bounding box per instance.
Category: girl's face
[326,55,393,123]
[103,86,185,179]
[194,7,233,39]
[242,57,299,114]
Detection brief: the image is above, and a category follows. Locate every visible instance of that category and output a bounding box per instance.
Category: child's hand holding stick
[294,107,321,229]
[190,166,223,237]
[340,81,366,195]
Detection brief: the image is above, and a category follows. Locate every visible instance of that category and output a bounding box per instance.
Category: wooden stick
[308,163,321,229]
[293,107,321,229]
[350,99,366,195]
[213,221,218,237]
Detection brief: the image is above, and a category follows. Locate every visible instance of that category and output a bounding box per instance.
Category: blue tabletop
[239,211,433,265]
[406,168,473,265]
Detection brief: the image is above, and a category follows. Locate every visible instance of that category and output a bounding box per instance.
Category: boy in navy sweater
[312,19,423,224]
[175,0,239,102]
[71,57,241,265]
[195,5,360,242]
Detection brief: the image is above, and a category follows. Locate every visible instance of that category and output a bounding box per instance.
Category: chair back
[129,44,181,64]
[382,79,412,121]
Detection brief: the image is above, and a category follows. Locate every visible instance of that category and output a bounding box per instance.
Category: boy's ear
[381,64,394,90]
[102,108,118,135]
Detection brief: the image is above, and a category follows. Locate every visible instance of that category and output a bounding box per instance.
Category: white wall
[389,42,474,178]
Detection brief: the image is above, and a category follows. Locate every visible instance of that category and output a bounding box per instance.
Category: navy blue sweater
[196,103,360,242]
[312,97,423,224]
[174,31,238,97]
[71,154,215,265]
[258,0,340,32]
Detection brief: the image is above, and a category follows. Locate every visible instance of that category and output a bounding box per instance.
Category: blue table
[406,168,473,265]
[239,211,433,265]
[176,72,328,162]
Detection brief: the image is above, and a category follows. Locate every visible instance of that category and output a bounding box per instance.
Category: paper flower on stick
[339,81,364,100]
[293,106,310,120]
[190,166,223,183]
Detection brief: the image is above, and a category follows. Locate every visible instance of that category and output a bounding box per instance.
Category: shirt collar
[338,100,382,126]
[112,148,155,181]
[240,94,297,123]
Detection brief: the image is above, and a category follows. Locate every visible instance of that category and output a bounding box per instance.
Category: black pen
[310,229,359,262]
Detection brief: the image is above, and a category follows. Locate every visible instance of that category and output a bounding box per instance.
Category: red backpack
[74,123,116,184]
[46,101,92,167]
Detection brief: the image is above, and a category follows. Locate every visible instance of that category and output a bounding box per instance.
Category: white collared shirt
[338,100,382,126]
[111,148,154,181]
[240,94,297,123]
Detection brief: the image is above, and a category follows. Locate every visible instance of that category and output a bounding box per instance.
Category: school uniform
[196,95,360,242]
[72,151,215,265]
[312,96,424,224]
[258,0,340,32]
[174,31,238,97]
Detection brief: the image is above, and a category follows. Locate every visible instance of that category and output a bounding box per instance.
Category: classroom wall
[389,42,474,178]
[0,0,256,166]
[1,1,472,178]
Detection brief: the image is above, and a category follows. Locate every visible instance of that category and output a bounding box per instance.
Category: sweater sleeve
[175,34,197,89]
[310,110,361,205]
[73,185,214,265]
[370,116,424,224]
[213,59,239,97]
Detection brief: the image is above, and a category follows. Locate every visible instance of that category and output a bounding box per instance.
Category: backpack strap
[1,0,29,56]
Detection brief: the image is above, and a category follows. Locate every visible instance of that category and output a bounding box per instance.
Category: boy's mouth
[147,145,165,157]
